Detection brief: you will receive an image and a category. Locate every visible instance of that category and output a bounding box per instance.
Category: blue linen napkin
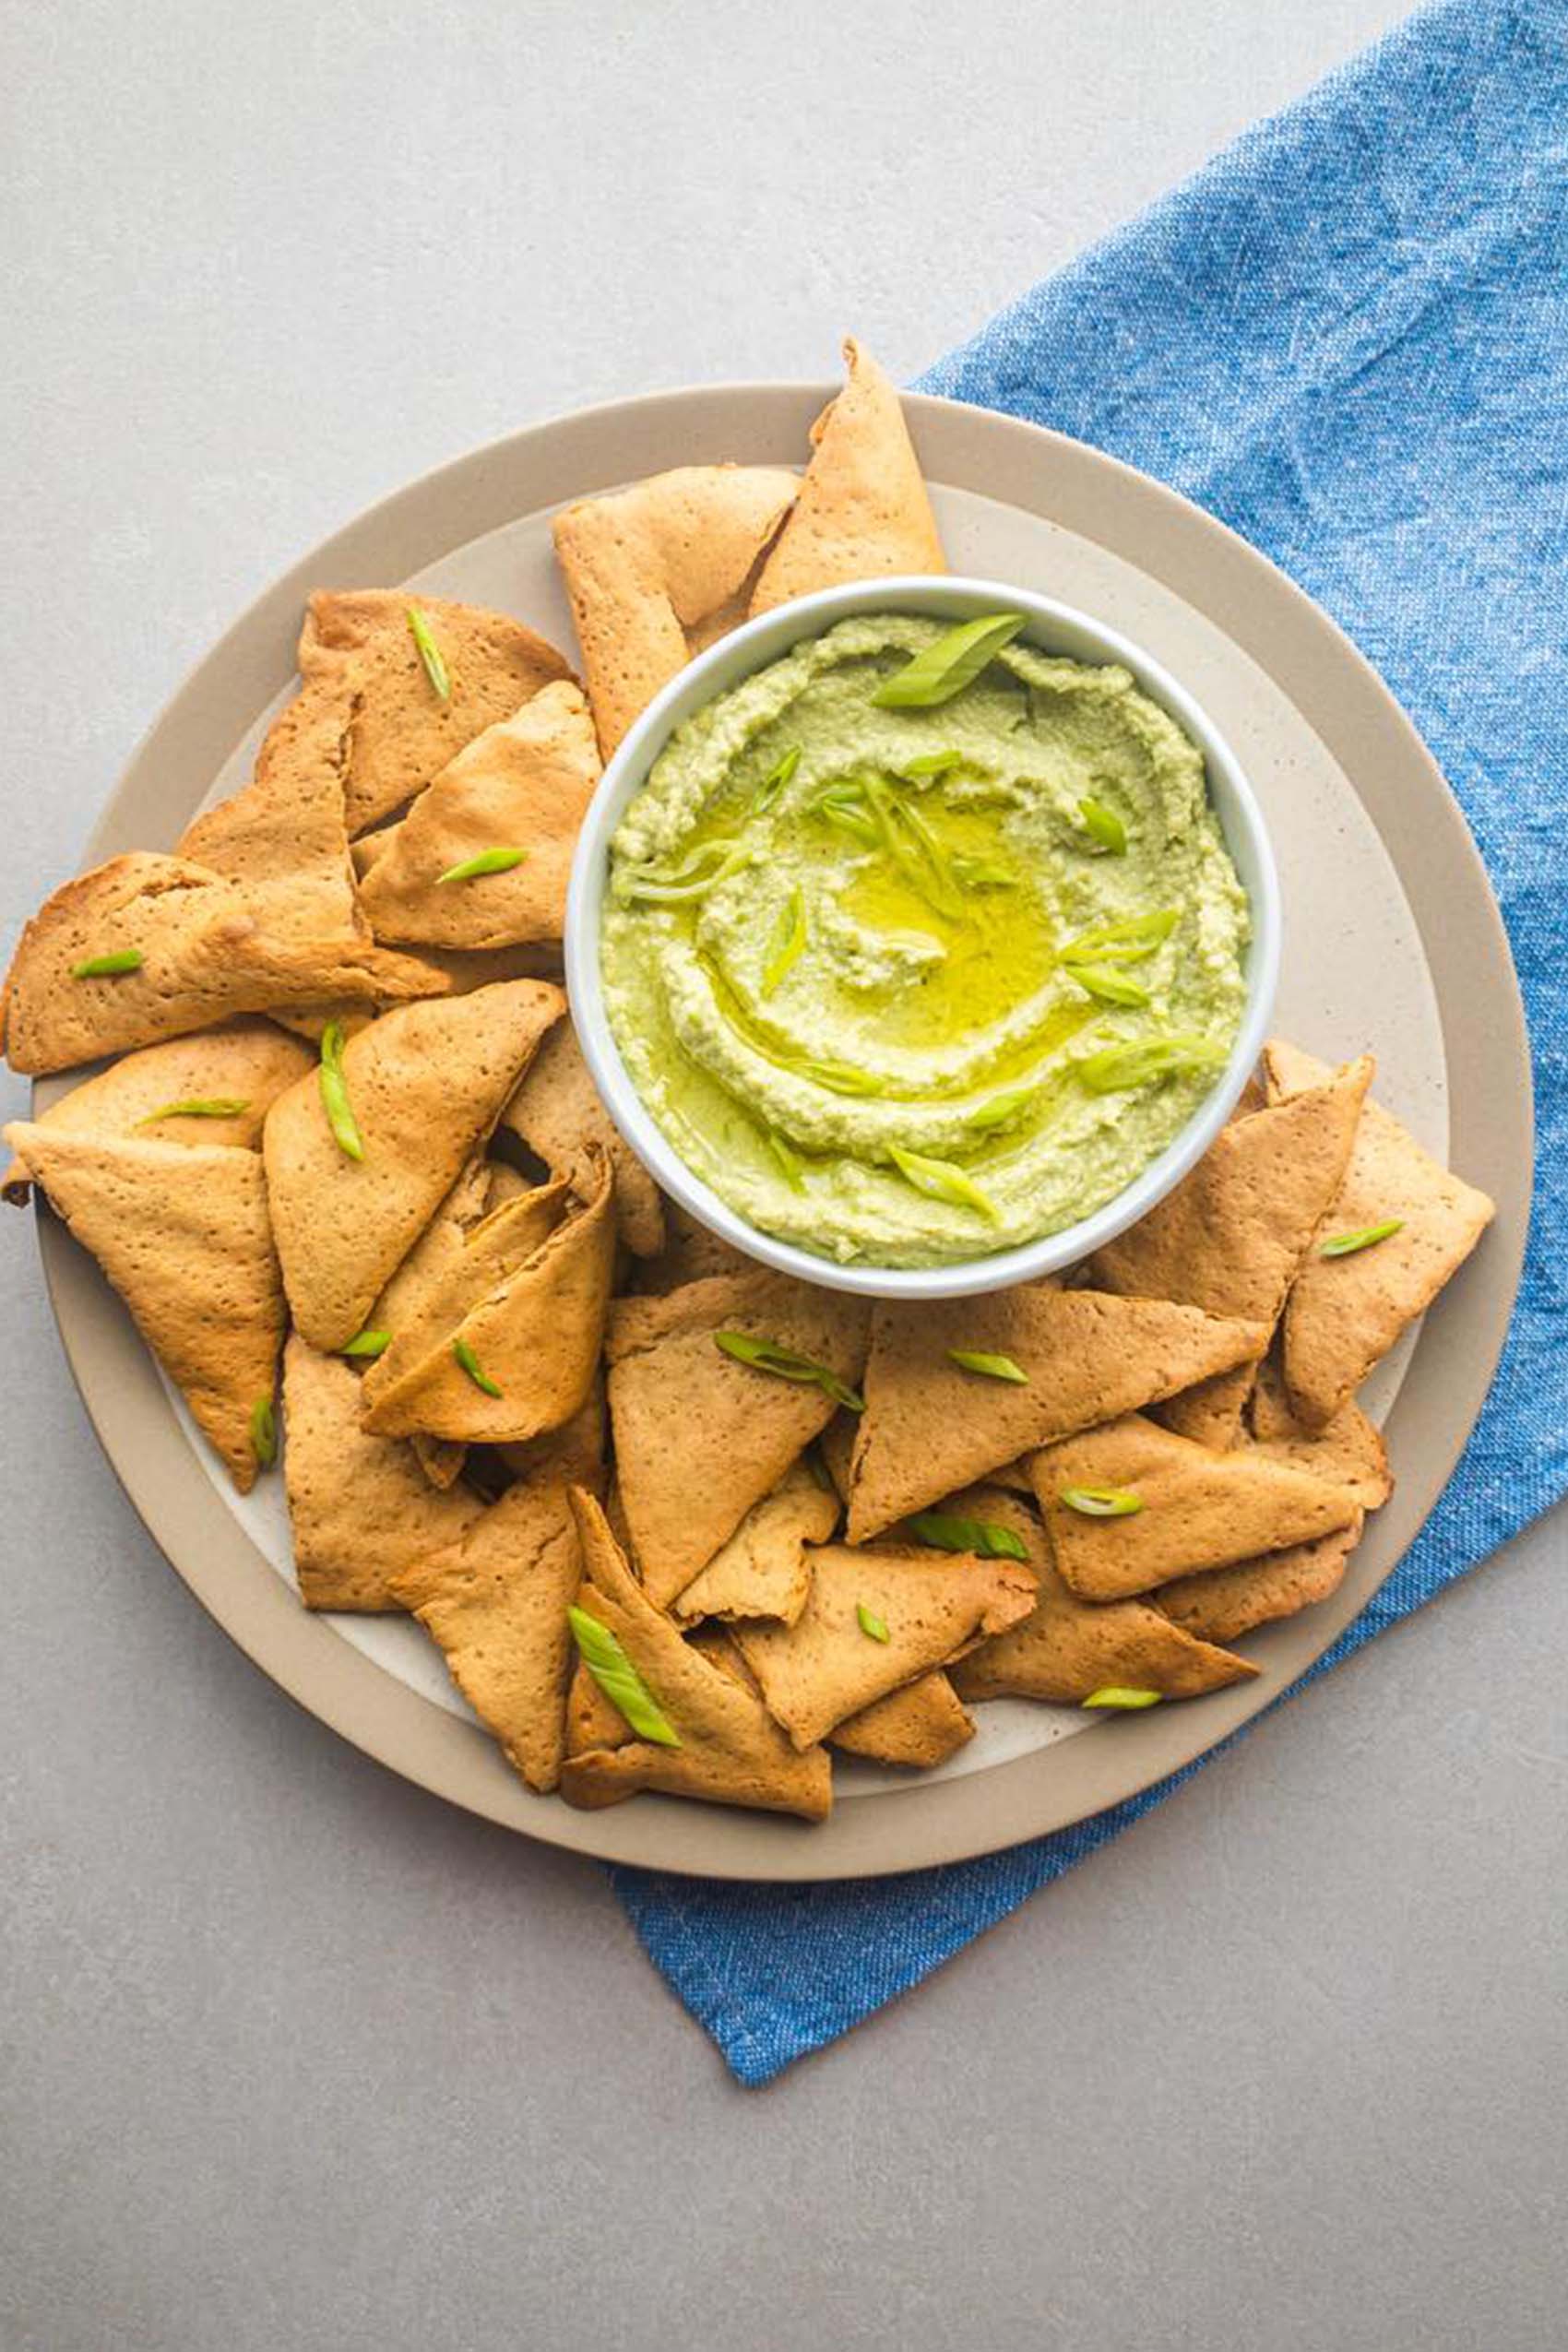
[612,0,1568,2085]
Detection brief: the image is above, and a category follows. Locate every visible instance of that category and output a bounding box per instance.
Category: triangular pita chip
[262,978,563,1348]
[552,466,798,755]
[362,1154,544,1366]
[298,591,573,834]
[558,1491,832,1820]
[1145,1352,1390,1645]
[6,1123,284,1491]
[671,1458,840,1626]
[389,1479,584,1791]
[2,1020,313,1206]
[361,1151,615,1443]
[731,1538,1034,1749]
[280,1337,481,1609]
[606,1269,870,1607]
[846,1285,1270,1541]
[177,683,362,941]
[831,1674,975,1768]
[1,852,448,1076]
[1029,1413,1360,1600]
[499,1011,665,1257]
[1156,1517,1363,1646]
[362,1143,495,1307]
[1086,1059,1372,1446]
[358,1154,524,1490]
[266,937,564,1051]
[355,941,564,989]
[356,682,600,949]
[1248,1355,1393,1510]
[943,1487,1255,1705]
[749,339,944,612]
[1263,1039,1494,1427]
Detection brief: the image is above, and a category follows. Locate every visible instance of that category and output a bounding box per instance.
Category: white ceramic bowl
[565,575,1281,1300]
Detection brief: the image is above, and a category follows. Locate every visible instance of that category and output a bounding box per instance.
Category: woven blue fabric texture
[612,0,1568,2085]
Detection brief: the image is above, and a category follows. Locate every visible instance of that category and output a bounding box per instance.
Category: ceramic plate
[32,384,1532,1879]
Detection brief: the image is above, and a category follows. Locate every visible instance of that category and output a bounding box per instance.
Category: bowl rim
[564,572,1282,1300]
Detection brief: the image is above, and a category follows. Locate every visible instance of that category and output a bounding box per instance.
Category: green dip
[600,612,1250,1267]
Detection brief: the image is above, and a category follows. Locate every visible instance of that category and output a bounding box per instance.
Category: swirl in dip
[600,612,1250,1268]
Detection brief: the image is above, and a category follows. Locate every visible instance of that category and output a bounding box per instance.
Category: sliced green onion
[856,1603,891,1643]
[818,800,880,847]
[70,950,143,979]
[861,774,962,915]
[1320,1218,1405,1258]
[810,776,881,846]
[340,1328,392,1359]
[810,776,870,813]
[137,1097,250,1125]
[404,606,453,695]
[946,1348,1028,1384]
[761,886,807,998]
[317,1020,364,1162]
[1066,962,1152,1008]
[452,1336,503,1397]
[907,1512,1030,1562]
[248,1396,277,1469]
[887,788,962,904]
[567,1606,681,1747]
[1059,1485,1144,1518]
[870,613,1027,708]
[887,1143,999,1222]
[897,748,964,780]
[714,1331,863,1413]
[753,744,802,814]
[1082,1686,1162,1710]
[407,605,451,699]
[1059,909,1180,968]
[436,847,528,883]
[614,837,752,906]
[964,1085,1039,1133]
[1078,798,1127,854]
[1077,1035,1227,1095]
[799,1057,886,1099]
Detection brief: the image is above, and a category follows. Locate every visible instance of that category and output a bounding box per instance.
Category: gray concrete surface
[5,4,1564,2346]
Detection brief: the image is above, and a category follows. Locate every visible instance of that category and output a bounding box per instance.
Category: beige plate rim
[35,381,1533,1881]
